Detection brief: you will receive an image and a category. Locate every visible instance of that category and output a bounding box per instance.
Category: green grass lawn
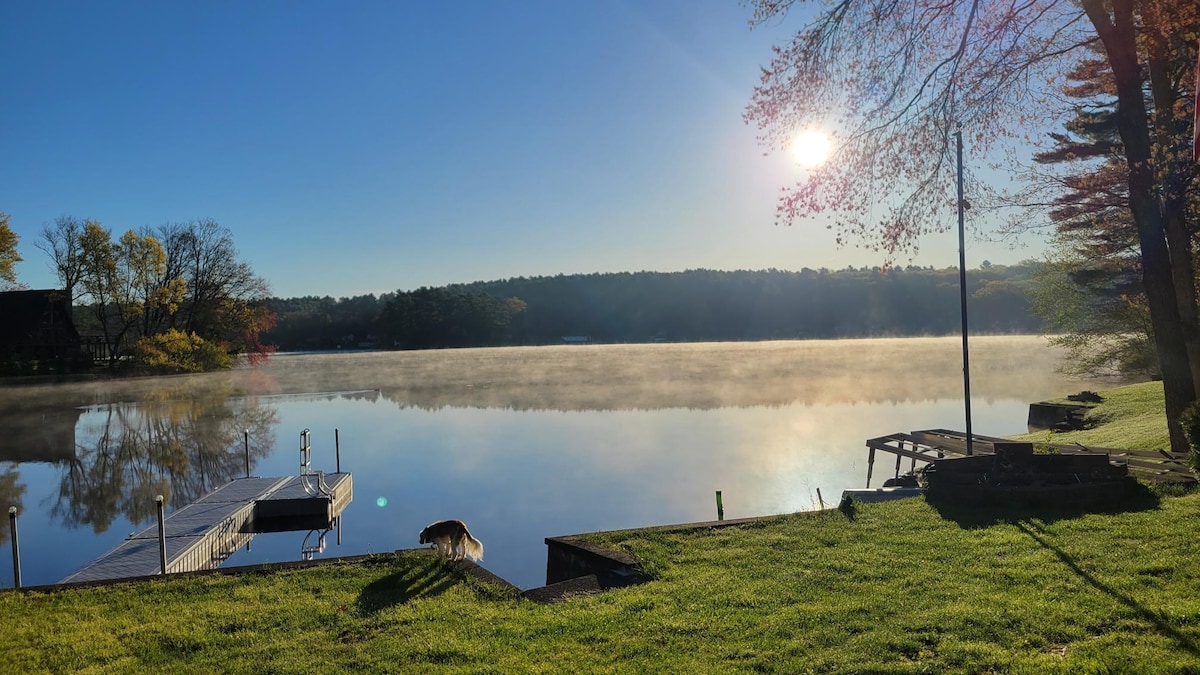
[3,380,1198,673]
[1010,381,1171,451]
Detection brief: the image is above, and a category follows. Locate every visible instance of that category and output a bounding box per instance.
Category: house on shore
[0,289,89,372]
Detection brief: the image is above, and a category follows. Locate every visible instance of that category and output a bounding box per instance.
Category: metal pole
[8,507,19,589]
[244,429,250,478]
[156,495,167,575]
[335,428,341,474]
[956,128,974,456]
[300,429,310,473]
[715,490,724,521]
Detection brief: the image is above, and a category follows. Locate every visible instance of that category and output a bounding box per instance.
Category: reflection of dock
[60,473,352,584]
[865,429,1194,485]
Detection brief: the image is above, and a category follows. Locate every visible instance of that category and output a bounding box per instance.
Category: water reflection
[0,337,1130,587]
[0,466,22,546]
[54,392,279,533]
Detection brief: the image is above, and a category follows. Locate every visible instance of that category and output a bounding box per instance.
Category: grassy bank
[3,381,1198,673]
[1010,380,1171,452]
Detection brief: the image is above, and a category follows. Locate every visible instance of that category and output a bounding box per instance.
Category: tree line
[262,263,1044,351]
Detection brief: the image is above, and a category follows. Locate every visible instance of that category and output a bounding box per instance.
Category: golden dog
[419,519,483,561]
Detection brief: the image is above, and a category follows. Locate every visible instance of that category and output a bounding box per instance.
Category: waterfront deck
[864,429,1194,486]
[60,473,352,584]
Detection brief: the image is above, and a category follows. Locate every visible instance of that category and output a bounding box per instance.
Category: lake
[0,336,1126,590]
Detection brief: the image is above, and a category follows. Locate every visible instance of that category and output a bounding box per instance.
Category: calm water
[0,337,1124,589]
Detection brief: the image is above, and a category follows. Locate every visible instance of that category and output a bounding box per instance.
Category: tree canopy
[745,0,1200,453]
[41,218,273,372]
[0,212,23,289]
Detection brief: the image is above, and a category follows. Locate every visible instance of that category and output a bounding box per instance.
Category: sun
[789,130,831,167]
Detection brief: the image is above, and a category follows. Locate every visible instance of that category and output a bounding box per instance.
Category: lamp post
[956,128,974,456]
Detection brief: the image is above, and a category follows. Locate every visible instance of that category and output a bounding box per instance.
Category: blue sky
[1,1,1041,299]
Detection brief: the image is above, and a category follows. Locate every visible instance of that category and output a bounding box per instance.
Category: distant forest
[262,263,1044,351]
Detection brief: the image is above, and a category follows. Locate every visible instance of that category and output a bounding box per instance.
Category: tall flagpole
[956,127,973,455]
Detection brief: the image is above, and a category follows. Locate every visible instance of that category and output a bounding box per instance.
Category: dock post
[866,447,876,488]
[894,453,902,480]
[8,507,19,589]
[156,495,167,575]
[715,490,724,521]
[335,428,341,474]
[244,430,250,478]
[336,515,342,546]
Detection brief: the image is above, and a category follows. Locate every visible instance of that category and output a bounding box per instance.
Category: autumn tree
[1021,49,1178,379]
[154,220,274,363]
[43,218,274,368]
[0,212,23,290]
[78,222,178,365]
[744,0,1200,453]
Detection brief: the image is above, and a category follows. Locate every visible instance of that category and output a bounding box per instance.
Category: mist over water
[0,337,1131,589]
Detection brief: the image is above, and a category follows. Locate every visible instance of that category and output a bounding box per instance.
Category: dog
[419,519,484,561]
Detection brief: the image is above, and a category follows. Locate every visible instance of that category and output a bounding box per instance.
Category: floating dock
[60,473,352,584]
[864,428,1194,486]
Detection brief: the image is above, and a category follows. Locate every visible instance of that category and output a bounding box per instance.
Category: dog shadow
[355,553,457,616]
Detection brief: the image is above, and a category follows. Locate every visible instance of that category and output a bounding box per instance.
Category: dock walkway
[61,473,352,584]
[864,429,1193,486]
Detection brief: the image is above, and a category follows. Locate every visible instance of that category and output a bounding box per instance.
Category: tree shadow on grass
[1015,520,1200,658]
[355,554,456,616]
[925,481,1200,656]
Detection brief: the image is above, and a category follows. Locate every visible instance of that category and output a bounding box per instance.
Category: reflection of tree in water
[52,388,278,533]
[0,464,26,545]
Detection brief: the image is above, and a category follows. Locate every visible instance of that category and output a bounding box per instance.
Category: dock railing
[299,428,333,497]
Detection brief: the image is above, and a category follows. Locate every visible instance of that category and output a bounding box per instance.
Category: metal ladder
[298,428,333,498]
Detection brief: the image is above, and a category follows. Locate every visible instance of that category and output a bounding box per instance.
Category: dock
[864,428,1194,486]
[60,473,352,584]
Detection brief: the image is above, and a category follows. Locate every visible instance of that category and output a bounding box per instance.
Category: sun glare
[790,130,831,167]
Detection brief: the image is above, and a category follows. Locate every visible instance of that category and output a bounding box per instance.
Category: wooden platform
[864,429,1194,486]
[60,473,352,584]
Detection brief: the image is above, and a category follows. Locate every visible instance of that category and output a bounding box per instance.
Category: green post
[715,490,724,521]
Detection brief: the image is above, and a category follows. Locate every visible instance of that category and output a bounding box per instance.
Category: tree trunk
[1083,0,1197,454]
[1164,208,1200,393]
[1143,9,1200,395]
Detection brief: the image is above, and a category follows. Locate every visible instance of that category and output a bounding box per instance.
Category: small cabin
[0,289,85,367]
